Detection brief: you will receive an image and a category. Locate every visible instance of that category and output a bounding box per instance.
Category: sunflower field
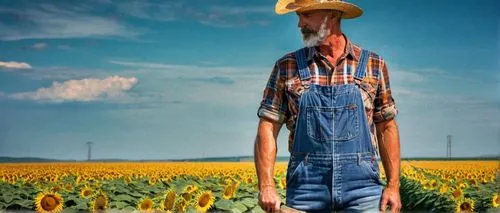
[0,160,499,213]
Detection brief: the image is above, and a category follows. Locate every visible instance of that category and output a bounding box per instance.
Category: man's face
[296,10,338,47]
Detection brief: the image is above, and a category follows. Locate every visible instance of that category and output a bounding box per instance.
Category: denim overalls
[285,47,384,212]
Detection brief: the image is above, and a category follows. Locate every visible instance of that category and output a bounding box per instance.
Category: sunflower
[439,184,449,195]
[451,188,464,200]
[232,179,241,189]
[279,177,286,190]
[181,192,193,203]
[183,184,199,194]
[195,190,215,213]
[89,192,109,213]
[468,178,478,186]
[222,184,234,200]
[246,176,254,184]
[34,191,64,213]
[492,193,499,208]
[161,176,172,184]
[50,175,59,183]
[75,175,83,185]
[430,179,439,190]
[455,198,474,212]
[51,185,62,193]
[224,177,232,185]
[124,175,132,184]
[160,188,177,211]
[481,177,489,184]
[64,183,73,192]
[174,197,189,213]
[148,176,159,185]
[80,186,93,199]
[458,182,468,189]
[137,197,154,212]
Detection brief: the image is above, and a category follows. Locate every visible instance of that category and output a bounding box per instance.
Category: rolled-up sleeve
[257,62,289,124]
[373,59,398,123]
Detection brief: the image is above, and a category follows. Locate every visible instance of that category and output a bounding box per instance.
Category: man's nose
[297,17,305,28]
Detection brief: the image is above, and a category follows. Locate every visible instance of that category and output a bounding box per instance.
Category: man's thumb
[379,196,388,212]
[274,200,281,212]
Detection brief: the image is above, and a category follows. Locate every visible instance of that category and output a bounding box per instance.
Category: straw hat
[275,0,363,19]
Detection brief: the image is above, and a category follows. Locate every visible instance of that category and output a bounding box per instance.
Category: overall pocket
[286,155,306,187]
[360,159,383,185]
[305,104,360,142]
[333,103,360,141]
[306,107,334,142]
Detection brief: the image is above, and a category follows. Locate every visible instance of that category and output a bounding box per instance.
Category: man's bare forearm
[376,119,401,188]
[254,119,281,191]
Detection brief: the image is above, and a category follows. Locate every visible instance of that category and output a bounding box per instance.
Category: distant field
[0,160,499,212]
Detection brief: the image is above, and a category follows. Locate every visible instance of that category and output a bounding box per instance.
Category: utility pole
[446,135,451,160]
[86,141,93,161]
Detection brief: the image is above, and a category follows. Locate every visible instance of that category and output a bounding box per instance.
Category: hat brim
[275,0,363,19]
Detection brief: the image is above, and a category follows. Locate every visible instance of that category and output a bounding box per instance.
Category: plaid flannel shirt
[257,34,398,154]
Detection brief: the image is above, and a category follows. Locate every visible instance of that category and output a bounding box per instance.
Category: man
[253,0,402,212]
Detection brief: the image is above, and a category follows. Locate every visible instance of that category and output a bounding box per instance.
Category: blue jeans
[285,153,384,212]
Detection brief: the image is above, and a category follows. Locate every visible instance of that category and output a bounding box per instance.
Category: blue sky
[0,0,498,160]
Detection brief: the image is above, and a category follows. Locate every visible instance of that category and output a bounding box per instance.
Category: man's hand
[254,118,283,213]
[379,186,401,213]
[258,186,281,213]
[376,119,401,213]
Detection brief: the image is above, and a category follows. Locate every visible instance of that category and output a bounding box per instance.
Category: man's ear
[330,10,342,22]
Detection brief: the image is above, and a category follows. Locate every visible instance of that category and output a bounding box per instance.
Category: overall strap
[294,48,312,82]
[354,49,370,80]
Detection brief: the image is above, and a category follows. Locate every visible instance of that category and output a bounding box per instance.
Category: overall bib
[285,48,384,212]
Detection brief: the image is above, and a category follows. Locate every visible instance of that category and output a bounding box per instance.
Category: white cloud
[391,69,426,83]
[57,45,71,50]
[109,60,268,77]
[209,6,270,15]
[0,4,140,41]
[193,5,272,28]
[0,61,32,69]
[109,60,195,70]
[109,60,270,106]
[8,76,138,103]
[13,66,117,81]
[115,1,177,22]
[32,43,47,50]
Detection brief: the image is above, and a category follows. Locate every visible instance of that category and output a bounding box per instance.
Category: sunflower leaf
[113,194,135,202]
[2,194,13,204]
[114,186,132,194]
[75,201,88,210]
[412,196,427,208]
[110,201,129,209]
[234,202,248,212]
[66,195,79,202]
[214,199,235,211]
[64,206,81,213]
[17,199,33,209]
[127,191,144,198]
[250,205,266,213]
[123,206,136,211]
[241,197,257,208]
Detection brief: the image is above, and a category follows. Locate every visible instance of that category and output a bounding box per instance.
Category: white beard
[302,16,330,47]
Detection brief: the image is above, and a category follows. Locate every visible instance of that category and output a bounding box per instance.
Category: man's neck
[318,32,346,58]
